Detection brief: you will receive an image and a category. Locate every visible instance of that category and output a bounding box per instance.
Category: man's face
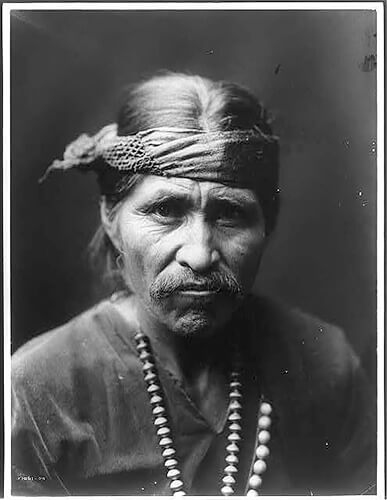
[114,175,266,337]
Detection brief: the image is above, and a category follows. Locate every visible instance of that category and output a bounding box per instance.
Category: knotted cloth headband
[43,123,280,231]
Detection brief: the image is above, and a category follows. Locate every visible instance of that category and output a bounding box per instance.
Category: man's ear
[100,198,122,251]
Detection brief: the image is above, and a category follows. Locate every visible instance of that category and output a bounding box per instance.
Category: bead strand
[221,371,243,496]
[134,332,186,496]
[135,332,272,496]
[246,402,272,496]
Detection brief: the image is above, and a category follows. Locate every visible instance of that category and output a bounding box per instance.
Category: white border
[1,2,385,10]
[3,3,11,498]
[375,3,385,499]
[2,2,385,499]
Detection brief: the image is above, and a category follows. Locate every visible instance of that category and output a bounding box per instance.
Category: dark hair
[91,72,280,288]
[117,73,274,135]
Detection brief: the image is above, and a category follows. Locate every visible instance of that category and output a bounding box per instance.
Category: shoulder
[246,294,365,440]
[12,298,138,394]
[249,294,360,383]
[248,295,375,493]
[251,293,345,341]
[11,298,138,491]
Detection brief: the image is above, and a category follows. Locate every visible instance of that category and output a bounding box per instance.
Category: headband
[43,123,279,192]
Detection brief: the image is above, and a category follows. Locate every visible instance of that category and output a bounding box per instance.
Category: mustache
[149,269,244,301]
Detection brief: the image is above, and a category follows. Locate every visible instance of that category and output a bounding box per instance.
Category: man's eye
[216,204,245,222]
[153,200,184,219]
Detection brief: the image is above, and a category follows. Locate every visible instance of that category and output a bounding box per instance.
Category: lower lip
[178,290,218,297]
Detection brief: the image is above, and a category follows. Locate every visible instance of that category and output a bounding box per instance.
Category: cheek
[223,229,265,282]
[115,220,150,290]
[117,217,172,289]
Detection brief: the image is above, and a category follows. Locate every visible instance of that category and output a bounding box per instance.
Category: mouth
[149,273,244,302]
[178,290,218,297]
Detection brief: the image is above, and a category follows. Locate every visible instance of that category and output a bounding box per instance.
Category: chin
[168,303,237,338]
[149,293,240,338]
[169,311,218,338]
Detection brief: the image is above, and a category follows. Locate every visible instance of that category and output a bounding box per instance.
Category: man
[12,73,376,496]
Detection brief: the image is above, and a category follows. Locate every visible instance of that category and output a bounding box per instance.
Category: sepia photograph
[4,3,383,497]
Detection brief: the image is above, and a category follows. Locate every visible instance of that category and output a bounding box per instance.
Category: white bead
[258,430,271,444]
[164,458,178,468]
[139,350,152,360]
[134,332,145,341]
[256,444,270,459]
[253,459,267,475]
[153,406,166,416]
[144,372,157,382]
[229,401,242,410]
[154,417,167,427]
[258,415,271,429]
[246,489,259,496]
[157,426,171,436]
[173,491,186,496]
[224,464,238,474]
[162,447,176,458]
[225,454,239,465]
[228,412,241,421]
[222,475,236,485]
[221,485,234,496]
[260,402,272,415]
[170,479,184,490]
[229,423,241,432]
[230,390,242,398]
[228,432,241,441]
[226,443,239,453]
[159,437,173,447]
[167,469,181,479]
[142,361,155,371]
[249,474,262,489]
[147,384,160,393]
[150,394,162,405]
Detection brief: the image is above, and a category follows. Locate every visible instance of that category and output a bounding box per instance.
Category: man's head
[48,72,280,337]
[102,174,266,337]
[100,73,279,336]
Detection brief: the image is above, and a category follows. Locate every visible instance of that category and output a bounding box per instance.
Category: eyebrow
[210,192,258,206]
[135,186,259,210]
[135,190,192,210]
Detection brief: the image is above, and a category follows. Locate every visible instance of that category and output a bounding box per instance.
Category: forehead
[124,175,260,205]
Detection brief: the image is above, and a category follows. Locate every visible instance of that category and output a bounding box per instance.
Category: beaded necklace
[134,331,272,496]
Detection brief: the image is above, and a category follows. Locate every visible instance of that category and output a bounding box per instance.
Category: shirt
[11,294,376,495]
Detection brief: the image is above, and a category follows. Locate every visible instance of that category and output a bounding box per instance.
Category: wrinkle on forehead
[124,175,260,209]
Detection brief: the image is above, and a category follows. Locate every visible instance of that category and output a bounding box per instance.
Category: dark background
[11,9,377,381]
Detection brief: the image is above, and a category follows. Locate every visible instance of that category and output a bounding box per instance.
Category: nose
[175,216,220,273]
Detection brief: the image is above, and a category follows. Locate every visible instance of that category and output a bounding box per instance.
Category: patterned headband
[42,123,279,191]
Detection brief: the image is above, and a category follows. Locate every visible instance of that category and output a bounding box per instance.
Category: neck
[113,293,235,384]
[137,301,234,384]
[112,292,248,426]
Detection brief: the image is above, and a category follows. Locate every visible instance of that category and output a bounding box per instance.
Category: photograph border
[3,2,385,498]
